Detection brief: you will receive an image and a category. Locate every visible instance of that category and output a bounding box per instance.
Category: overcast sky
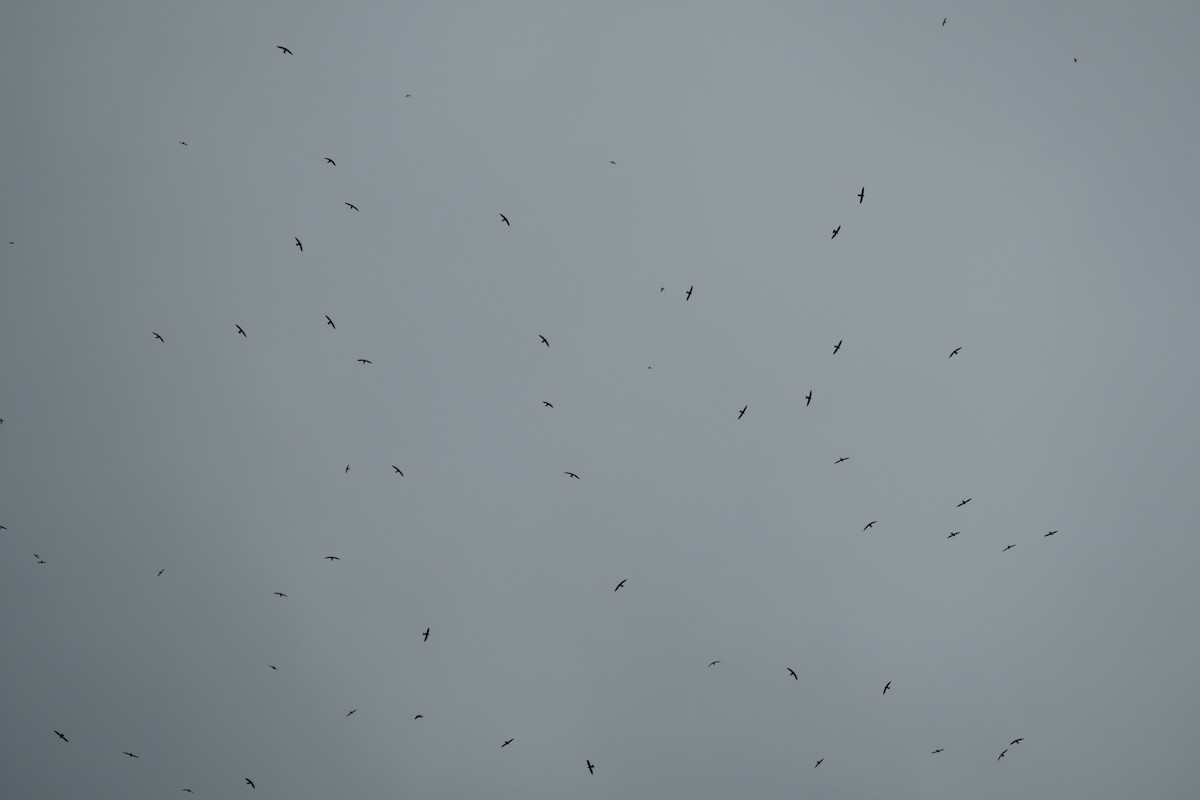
[4,2,1200,798]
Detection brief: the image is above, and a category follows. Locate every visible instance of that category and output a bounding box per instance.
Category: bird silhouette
[1002,544,1016,552]
[501,739,514,747]
[325,157,336,165]
[787,668,798,680]
[294,237,302,251]
[124,752,139,758]
[277,46,292,54]
[499,213,510,226]
[947,531,960,538]
[392,466,404,476]
[949,347,961,357]
[864,521,878,530]
[958,498,972,507]
[357,358,371,364]
[324,556,340,561]
[346,709,357,717]
[942,17,947,26]
[153,332,164,342]
[833,339,842,354]
[236,325,246,337]
[268,665,277,670]
[708,660,721,667]
[273,592,287,597]
[805,391,812,407]
[422,627,430,641]
[345,465,350,473]
[882,681,892,694]
[586,760,595,774]
[835,457,849,464]
[246,778,255,788]
[814,758,823,767]
[564,472,580,479]
[157,569,165,576]
[932,748,944,754]
[414,714,423,719]
[858,187,865,203]
[539,335,549,347]
[178,141,188,146]
[614,579,626,591]
[325,315,335,329]
[831,225,841,239]
[543,401,553,407]
[55,731,69,742]
[345,203,358,211]
[685,285,693,300]
[1045,530,1057,537]
[997,750,1007,761]
[1010,738,1023,745]
[738,405,747,419]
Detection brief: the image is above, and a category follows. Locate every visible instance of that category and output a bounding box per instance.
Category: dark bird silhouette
[55,731,69,742]
[325,157,336,165]
[324,556,340,561]
[1002,544,1016,552]
[539,335,549,347]
[805,391,812,407]
[273,592,287,597]
[346,709,357,717]
[1074,57,1078,62]
[501,739,514,747]
[345,465,350,473]
[831,225,841,239]
[997,749,1007,761]
[157,569,165,576]
[943,17,947,26]
[178,141,187,146]
[958,498,972,507]
[294,237,302,251]
[814,758,823,768]
[1010,738,1023,745]
[864,521,878,530]
[277,46,292,54]
[153,332,164,342]
[614,579,626,591]
[236,325,246,337]
[564,472,580,479]
[947,531,960,538]
[833,339,842,354]
[325,315,335,329]
[414,714,423,719]
[543,401,553,407]
[345,203,358,211]
[392,466,404,476]
[738,405,747,419]
[1045,530,1057,537]
[932,748,944,754]
[268,665,277,670]
[858,187,865,203]
[949,347,961,357]
[835,457,849,464]
[357,358,371,364]
[422,627,430,641]
[610,161,616,164]
[246,778,255,788]
[586,760,595,775]
[708,661,721,667]
[499,213,510,226]
[36,558,47,564]
[882,681,892,694]
[124,752,139,758]
[787,668,798,680]
[685,285,693,300]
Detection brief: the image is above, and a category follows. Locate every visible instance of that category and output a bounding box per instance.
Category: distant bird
[123,752,139,758]
[738,405,747,419]
[268,665,277,670]
[543,401,553,407]
[236,325,246,337]
[55,731,69,742]
[539,335,549,347]
[586,760,595,775]
[501,739,514,747]
[1045,530,1057,537]
[833,339,842,354]
[708,661,721,667]
[864,521,878,530]
[345,203,359,211]
[949,347,961,357]
[1010,738,1023,745]
[942,18,947,26]
[787,668,798,680]
[499,213,510,226]
[414,714,423,719]
[346,709,357,717]
[294,237,302,251]
[997,749,1007,761]
[392,466,404,476]
[858,187,865,203]
[1074,57,1078,62]
[610,161,616,164]
[835,457,849,464]
[245,778,255,788]
[178,141,187,146]
[357,358,371,364]
[157,569,165,576]
[277,46,292,54]
[932,748,944,754]
[36,558,46,564]
[958,498,972,507]
[882,681,892,694]
[1002,544,1016,552]
[947,531,960,538]
[685,285,693,300]
[345,465,350,473]
[564,472,580,479]
[805,391,812,407]
[614,579,626,591]
[153,332,164,342]
[325,315,335,329]
[814,758,823,768]
[273,592,287,597]
[422,627,430,641]
[324,556,340,561]
[325,157,336,165]
[831,225,841,239]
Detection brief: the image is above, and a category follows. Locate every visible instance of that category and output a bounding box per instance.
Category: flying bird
[997,749,1007,761]
[1045,530,1057,537]
[543,401,553,407]
[1010,738,1023,745]
[157,569,165,576]
[245,778,255,788]
[499,213,510,226]
[501,739,514,747]
[932,748,944,754]
[943,18,947,26]
[345,203,358,211]
[392,466,404,475]
[787,668,798,680]
[325,157,336,165]
[346,709,357,717]
[949,347,961,357]
[814,758,823,768]
[236,325,246,337]
[324,556,341,561]
[277,46,292,54]
[833,339,842,354]
[805,391,812,406]
[864,521,878,530]
[947,531,960,538]
[1002,544,1016,552]
[958,498,972,507]
[614,579,626,591]
[178,141,187,146]
[422,628,430,641]
[858,187,865,203]
[124,752,139,758]
[273,592,287,597]
[708,661,721,667]
[414,714,423,719]
[835,457,849,464]
[539,335,549,347]
[357,358,372,364]
[325,315,335,329]
[738,405,747,419]
[153,332,164,342]
[564,472,580,479]
[294,237,302,251]
[55,731,69,742]
[268,665,277,670]
[586,760,595,775]
[882,681,892,694]
[831,225,841,239]
[345,465,350,473]
[685,285,693,300]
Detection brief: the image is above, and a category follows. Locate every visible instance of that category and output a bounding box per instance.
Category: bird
[947,531,960,538]
[805,390,812,406]
[1002,544,1016,552]
[55,731,69,742]
[325,157,336,165]
[236,325,246,337]
[124,752,139,758]
[685,285,693,300]
[835,457,849,464]
[997,749,1007,761]
[958,498,972,507]
[157,569,165,576]
[586,760,595,775]
[1045,530,1058,537]
[422,627,430,641]
[392,466,404,476]
[949,347,961,357]
[1074,57,1078,62]
[414,714,423,719]
[882,681,892,694]
[345,203,359,211]
[708,660,721,667]
[610,160,616,164]
[738,405,747,419]
[787,668,798,680]
[833,339,842,354]
[345,465,350,473]
[864,521,878,530]
[814,758,823,768]
[178,141,187,146]
[539,335,549,347]
[357,358,372,364]
[325,315,335,329]
[942,17,947,26]
[324,556,340,561]
[614,579,626,591]
[858,187,865,203]
[501,739,514,747]
[245,778,255,788]
[831,225,841,239]
[36,558,46,564]
[273,592,287,597]
[276,46,292,54]
[499,213,510,226]
[543,401,554,407]
[932,748,944,754]
[294,237,302,251]
[153,332,164,342]
[564,472,580,479]
[346,709,357,717]
[1010,738,1023,745]
[268,665,277,670]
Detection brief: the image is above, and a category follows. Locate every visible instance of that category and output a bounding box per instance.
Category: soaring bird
[947,531,960,538]
[273,592,287,597]
[805,391,812,407]
[236,325,246,337]
[1002,544,1016,552]
[345,465,350,473]
[1045,530,1057,537]
[345,203,358,211]
[949,347,961,357]
[414,714,423,719]
[787,668,798,680]
[501,739,514,747]
[294,237,302,251]
[564,472,580,479]
[882,681,892,694]
[543,401,554,407]
[932,748,944,754]
[857,187,865,203]
[346,709,357,717]
[708,661,721,667]
[586,760,595,775]
[864,521,878,530]
[324,556,341,561]
[268,665,277,670]
[833,339,842,354]
[835,457,849,464]
[814,758,823,768]
[123,752,139,758]
[179,141,188,146]
[942,18,947,26]
[685,285,693,300]
[613,579,627,592]
[277,46,292,54]
[997,749,1007,761]
[325,315,335,329]
[738,405,747,419]
[958,498,972,507]
[499,213,510,226]
[392,466,404,476]
[153,332,165,342]
[539,335,549,347]
[325,157,336,165]
[246,778,255,788]
[357,359,372,364]
[422,627,430,641]
[55,731,69,742]
[831,225,841,239]
[1010,738,1023,745]
[157,569,165,576]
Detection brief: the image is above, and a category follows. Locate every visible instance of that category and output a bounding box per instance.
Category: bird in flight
[273,592,287,597]
[55,731,69,742]
[814,758,823,768]
[124,752,139,758]
[708,660,721,667]
[539,335,549,347]
[564,472,580,479]
[422,627,430,641]
[178,141,188,146]
[157,569,165,576]
[543,401,553,407]
[831,225,841,239]
[586,760,595,775]
[345,465,350,473]
[942,17,947,26]
[835,457,849,464]
[805,391,813,406]
[1045,530,1057,537]
[949,347,961,357]
[833,339,842,354]
[997,749,1007,761]
[1010,738,1023,745]
[392,466,404,476]
[346,709,357,717]
[325,315,335,329]
[325,157,336,165]
[1002,544,1016,552]
[36,557,47,564]
[738,405,747,419]
[236,325,246,337]
[268,665,277,670]
[685,285,693,300]
[499,213,510,226]
[357,358,372,364]
[787,668,798,680]
[245,778,255,788]
[501,739,514,747]
[958,498,972,507]
[864,521,878,530]
[277,46,292,54]
[947,531,960,538]
[294,237,302,251]
[882,681,892,694]
[345,203,359,211]
[858,187,865,204]
[153,332,164,342]
[324,556,341,561]
[931,748,944,754]
[614,579,626,591]
[414,714,423,719]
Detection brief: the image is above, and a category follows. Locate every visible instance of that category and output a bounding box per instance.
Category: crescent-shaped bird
[685,285,693,300]
[153,332,164,342]
[1002,544,1015,552]
[949,347,961,357]
[586,760,595,774]
[55,731,69,742]
[787,668,798,680]
[325,315,335,329]
[932,748,944,754]
[957,498,972,507]
[501,739,513,747]
[324,556,340,561]
[393,466,404,475]
[833,339,842,354]
[997,749,1007,761]
[805,391,812,406]
[708,660,721,667]
[124,752,139,758]
[345,203,358,211]
[835,457,849,463]
[831,225,841,239]
[273,592,287,597]
[236,325,246,337]
[1045,530,1057,537]
[357,358,371,364]
[277,46,292,54]
[422,627,430,641]
[246,778,255,788]
[814,758,823,767]
[947,531,960,538]
[539,335,549,346]
[614,579,626,591]
[499,213,510,226]
[294,237,302,251]
[738,405,747,419]
[325,157,336,165]
[564,472,580,479]
[346,709,357,717]
[1010,738,1023,745]
[864,521,878,530]
[882,681,891,694]
[543,401,553,407]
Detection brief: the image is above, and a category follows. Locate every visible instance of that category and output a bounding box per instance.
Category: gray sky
[4,2,1200,798]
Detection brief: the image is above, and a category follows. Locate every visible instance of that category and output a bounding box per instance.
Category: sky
[3,2,1200,798]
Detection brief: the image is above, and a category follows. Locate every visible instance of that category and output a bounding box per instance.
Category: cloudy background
[3,2,1200,798]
